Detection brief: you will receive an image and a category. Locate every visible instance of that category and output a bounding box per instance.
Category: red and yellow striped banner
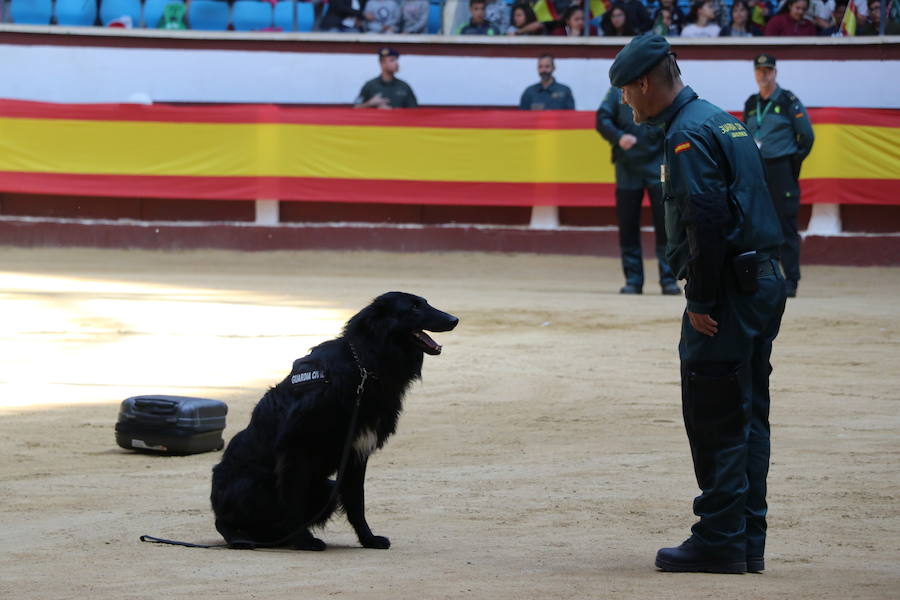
[0,99,897,206]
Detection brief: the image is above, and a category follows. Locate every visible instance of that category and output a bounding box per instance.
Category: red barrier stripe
[3,98,897,129]
[2,171,896,207]
[0,171,615,206]
[0,99,594,130]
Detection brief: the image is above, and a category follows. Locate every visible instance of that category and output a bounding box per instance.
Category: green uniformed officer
[742,54,814,298]
[355,48,418,109]
[596,86,680,296]
[519,55,575,111]
[609,34,787,574]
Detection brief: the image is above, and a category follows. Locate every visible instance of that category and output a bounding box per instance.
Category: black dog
[210,292,458,551]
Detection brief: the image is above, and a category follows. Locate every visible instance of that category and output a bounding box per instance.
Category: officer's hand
[688,311,718,337]
[618,134,637,151]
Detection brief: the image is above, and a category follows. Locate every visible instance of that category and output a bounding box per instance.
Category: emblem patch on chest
[674,142,692,154]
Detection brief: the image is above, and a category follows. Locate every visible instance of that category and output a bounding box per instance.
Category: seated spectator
[365,0,402,32]
[805,0,836,30]
[507,2,546,35]
[681,0,722,36]
[720,0,763,35]
[764,0,818,34]
[819,0,847,34]
[519,54,575,110]
[601,3,636,36]
[549,5,596,35]
[654,0,687,34]
[400,0,429,33]
[619,0,654,33]
[858,0,900,34]
[485,0,511,33]
[457,0,502,34]
[652,7,679,35]
[320,0,371,32]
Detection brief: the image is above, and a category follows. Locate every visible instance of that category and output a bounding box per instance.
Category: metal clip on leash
[141,342,370,550]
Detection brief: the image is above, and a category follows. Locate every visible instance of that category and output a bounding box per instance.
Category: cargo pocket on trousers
[684,363,746,449]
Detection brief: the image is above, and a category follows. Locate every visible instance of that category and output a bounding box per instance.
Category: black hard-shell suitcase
[115,395,228,455]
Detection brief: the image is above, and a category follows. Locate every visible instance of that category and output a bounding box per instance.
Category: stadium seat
[10,0,53,24]
[232,0,274,31]
[99,0,142,25]
[55,0,98,26]
[427,1,442,34]
[297,1,315,31]
[144,0,185,28]
[274,0,295,31]
[189,0,230,30]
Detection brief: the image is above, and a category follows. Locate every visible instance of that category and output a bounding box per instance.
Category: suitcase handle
[134,398,178,414]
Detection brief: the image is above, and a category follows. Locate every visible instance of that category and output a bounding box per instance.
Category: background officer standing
[519,55,575,111]
[596,86,680,296]
[610,34,786,574]
[742,55,814,298]
[355,48,418,109]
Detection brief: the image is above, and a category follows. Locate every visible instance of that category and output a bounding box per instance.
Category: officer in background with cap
[355,48,418,109]
[596,85,681,296]
[742,54,814,298]
[609,34,786,574]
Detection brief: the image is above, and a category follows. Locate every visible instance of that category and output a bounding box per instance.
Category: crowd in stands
[2,0,898,35]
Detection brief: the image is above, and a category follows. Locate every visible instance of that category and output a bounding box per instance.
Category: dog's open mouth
[411,331,442,355]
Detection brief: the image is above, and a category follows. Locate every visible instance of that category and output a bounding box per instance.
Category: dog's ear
[343,301,392,346]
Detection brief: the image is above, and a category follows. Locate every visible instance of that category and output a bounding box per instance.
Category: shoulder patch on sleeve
[674,141,692,154]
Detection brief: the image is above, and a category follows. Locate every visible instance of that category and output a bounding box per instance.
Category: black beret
[378,47,399,59]
[609,34,671,88]
[754,54,776,68]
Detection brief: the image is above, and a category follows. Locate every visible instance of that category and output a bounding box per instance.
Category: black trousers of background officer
[679,258,787,563]
[764,158,801,288]
[616,175,676,291]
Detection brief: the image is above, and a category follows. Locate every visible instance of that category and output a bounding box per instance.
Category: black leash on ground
[140,343,370,550]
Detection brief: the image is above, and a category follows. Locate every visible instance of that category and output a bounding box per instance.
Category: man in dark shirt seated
[457,0,502,34]
[355,47,419,109]
[518,54,575,110]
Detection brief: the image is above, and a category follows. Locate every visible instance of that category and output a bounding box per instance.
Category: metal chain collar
[348,342,368,407]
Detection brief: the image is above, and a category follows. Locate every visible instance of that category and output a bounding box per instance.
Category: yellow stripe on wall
[803,124,900,180]
[0,118,616,183]
[1,118,897,184]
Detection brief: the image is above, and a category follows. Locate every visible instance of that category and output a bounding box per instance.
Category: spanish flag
[841,0,858,36]
[533,0,609,23]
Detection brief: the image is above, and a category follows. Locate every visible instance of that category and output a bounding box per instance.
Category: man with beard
[518,54,575,110]
[355,47,419,109]
[610,34,786,574]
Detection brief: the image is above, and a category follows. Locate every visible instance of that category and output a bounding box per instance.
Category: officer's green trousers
[678,262,786,559]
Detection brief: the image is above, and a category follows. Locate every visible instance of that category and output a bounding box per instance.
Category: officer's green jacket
[355,76,418,109]
[595,87,664,182]
[742,86,814,162]
[519,79,575,111]
[649,86,783,314]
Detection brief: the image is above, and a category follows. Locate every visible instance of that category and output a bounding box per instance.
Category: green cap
[754,54,776,69]
[609,34,672,88]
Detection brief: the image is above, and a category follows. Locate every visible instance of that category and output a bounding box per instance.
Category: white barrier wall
[2,44,900,110]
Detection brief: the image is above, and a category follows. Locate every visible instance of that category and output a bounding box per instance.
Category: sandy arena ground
[0,247,898,599]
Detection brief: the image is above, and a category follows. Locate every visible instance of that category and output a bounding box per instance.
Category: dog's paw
[292,537,327,552]
[360,535,391,550]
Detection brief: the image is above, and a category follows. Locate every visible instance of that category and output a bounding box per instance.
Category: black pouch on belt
[733,250,758,295]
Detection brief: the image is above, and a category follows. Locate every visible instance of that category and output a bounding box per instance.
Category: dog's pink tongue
[413,331,442,355]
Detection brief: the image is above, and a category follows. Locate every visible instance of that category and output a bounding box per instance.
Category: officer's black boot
[655,538,747,574]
